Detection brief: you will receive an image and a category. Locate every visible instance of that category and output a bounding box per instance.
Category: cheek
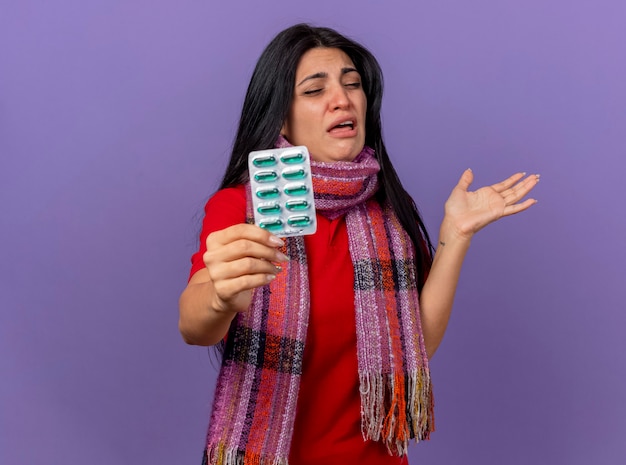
[299,101,320,119]
[293,108,319,137]
[359,94,367,118]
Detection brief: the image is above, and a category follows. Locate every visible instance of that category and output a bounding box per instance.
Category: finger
[206,238,289,265]
[502,198,538,216]
[213,273,277,304]
[491,172,526,193]
[502,174,540,204]
[208,223,284,248]
[456,168,474,192]
[208,256,282,282]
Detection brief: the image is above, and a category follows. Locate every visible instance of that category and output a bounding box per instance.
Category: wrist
[210,297,241,317]
[439,218,474,247]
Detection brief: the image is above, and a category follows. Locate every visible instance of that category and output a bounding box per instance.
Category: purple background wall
[2,1,625,464]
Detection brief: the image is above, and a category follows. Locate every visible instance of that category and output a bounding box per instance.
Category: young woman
[179,24,539,465]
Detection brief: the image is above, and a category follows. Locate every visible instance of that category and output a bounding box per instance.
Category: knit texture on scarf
[204,139,434,465]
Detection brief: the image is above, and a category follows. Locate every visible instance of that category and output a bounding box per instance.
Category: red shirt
[190,185,409,465]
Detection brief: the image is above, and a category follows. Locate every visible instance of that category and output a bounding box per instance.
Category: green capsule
[287,215,311,227]
[257,203,281,215]
[283,184,308,196]
[259,218,283,231]
[254,170,278,183]
[280,152,305,164]
[252,155,277,167]
[256,187,280,199]
[285,199,309,211]
[282,168,306,180]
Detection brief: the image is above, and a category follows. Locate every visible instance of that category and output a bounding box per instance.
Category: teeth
[337,121,353,127]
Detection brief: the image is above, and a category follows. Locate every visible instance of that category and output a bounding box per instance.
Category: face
[281,47,367,163]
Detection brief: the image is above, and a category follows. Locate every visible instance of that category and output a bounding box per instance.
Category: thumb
[456,168,474,192]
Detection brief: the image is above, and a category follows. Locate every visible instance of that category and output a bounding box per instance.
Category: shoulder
[188,185,248,280]
[204,185,247,213]
[201,185,248,234]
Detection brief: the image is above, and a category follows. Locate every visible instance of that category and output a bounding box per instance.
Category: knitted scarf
[204,138,434,465]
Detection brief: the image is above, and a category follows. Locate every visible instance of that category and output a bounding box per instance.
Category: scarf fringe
[360,368,435,456]
[206,445,289,465]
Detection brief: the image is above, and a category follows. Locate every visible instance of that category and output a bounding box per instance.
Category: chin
[310,141,364,163]
[322,152,359,163]
[334,143,364,162]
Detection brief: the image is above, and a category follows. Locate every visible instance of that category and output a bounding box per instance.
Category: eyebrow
[296,67,360,87]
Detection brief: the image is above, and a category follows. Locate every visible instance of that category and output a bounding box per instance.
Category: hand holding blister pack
[248,146,317,237]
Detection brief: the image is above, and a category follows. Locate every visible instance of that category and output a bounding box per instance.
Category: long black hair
[220,24,434,289]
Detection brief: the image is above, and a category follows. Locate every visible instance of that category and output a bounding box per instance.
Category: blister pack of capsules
[248,146,317,237]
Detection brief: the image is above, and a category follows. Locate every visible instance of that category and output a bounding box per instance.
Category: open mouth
[331,120,354,131]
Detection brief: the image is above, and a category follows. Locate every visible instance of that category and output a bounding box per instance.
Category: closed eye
[344,82,361,89]
[303,88,323,95]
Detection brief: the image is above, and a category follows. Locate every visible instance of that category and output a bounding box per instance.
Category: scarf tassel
[206,445,289,465]
[360,367,435,456]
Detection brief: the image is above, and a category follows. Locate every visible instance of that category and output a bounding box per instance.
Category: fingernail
[268,235,284,246]
[276,252,290,262]
[275,265,283,273]
[266,274,276,283]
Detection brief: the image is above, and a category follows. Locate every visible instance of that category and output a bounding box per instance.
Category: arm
[179,224,289,346]
[419,169,540,358]
[179,269,239,346]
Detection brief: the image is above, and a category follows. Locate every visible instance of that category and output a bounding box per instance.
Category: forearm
[178,279,237,346]
[419,221,472,358]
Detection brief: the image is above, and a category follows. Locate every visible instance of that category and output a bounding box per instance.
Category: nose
[329,83,350,110]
